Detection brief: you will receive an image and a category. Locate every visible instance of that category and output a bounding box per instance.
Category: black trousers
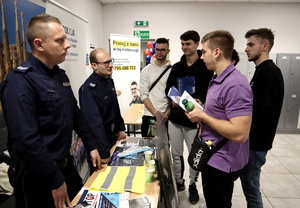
[201,164,240,208]
[141,115,156,137]
[9,156,83,208]
[88,128,117,175]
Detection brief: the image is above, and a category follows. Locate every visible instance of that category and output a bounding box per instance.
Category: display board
[110,34,141,115]
[154,114,179,208]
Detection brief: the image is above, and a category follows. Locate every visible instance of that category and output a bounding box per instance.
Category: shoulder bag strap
[149,65,172,92]
[211,138,229,153]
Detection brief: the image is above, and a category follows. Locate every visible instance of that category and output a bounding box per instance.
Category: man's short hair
[155,38,169,46]
[245,28,274,51]
[27,13,62,49]
[201,30,234,60]
[89,48,106,64]
[180,30,200,43]
[131,81,138,86]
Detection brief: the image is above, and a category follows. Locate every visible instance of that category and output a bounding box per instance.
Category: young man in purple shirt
[186,30,253,208]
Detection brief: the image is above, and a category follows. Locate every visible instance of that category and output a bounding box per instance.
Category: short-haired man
[165,30,213,204]
[0,13,101,208]
[140,38,172,137]
[79,48,126,174]
[186,30,253,207]
[240,28,284,208]
[129,81,142,106]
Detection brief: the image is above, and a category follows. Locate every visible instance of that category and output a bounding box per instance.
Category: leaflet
[179,90,203,111]
[168,86,203,111]
[167,86,181,105]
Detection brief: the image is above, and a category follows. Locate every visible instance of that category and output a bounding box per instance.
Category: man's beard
[248,52,260,62]
[156,56,166,61]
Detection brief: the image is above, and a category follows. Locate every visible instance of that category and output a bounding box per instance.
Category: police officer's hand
[115,131,126,140]
[51,182,70,208]
[90,149,102,170]
[101,157,111,164]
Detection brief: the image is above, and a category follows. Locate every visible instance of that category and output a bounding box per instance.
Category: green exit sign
[134,21,149,27]
[134,31,150,39]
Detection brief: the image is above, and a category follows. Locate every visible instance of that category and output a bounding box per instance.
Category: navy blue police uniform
[79,71,125,172]
[0,54,98,208]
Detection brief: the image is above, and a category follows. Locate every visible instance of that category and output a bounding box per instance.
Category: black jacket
[249,60,284,151]
[165,50,213,128]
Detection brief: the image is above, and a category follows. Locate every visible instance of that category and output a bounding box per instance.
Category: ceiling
[100,0,300,4]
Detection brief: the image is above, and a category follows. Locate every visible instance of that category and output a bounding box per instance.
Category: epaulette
[14,65,33,73]
[89,82,96,88]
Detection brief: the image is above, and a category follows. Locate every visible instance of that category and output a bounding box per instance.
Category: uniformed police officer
[0,13,101,208]
[79,48,126,173]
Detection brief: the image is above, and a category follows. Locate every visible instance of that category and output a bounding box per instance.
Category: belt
[56,157,69,169]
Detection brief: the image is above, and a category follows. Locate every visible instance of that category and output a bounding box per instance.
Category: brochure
[167,86,181,105]
[179,90,203,111]
[168,86,203,111]
[98,192,129,208]
[77,189,101,208]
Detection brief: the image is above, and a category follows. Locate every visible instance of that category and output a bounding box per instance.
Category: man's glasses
[96,59,114,66]
[155,48,167,52]
[131,88,137,91]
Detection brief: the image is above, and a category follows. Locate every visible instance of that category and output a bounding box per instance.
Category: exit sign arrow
[134,21,149,27]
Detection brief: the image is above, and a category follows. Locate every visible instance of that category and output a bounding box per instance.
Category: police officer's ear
[33,38,43,52]
[91,62,98,71]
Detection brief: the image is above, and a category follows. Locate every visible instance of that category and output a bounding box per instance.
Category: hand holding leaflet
[179,90,203,111]
[167,86,181,105]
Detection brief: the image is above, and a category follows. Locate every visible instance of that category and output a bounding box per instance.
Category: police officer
[0,13,101,208]
[79,48,126,173]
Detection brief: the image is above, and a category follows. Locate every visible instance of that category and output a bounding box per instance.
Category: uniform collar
[28,54,61,75]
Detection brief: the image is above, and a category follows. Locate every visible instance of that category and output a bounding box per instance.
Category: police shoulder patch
[89,83,96,88]
[15,66,32,73]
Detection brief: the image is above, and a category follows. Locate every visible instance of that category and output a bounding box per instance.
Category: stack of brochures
[75,189,129,208]
[108,137,154,166]
[74,189,151,208]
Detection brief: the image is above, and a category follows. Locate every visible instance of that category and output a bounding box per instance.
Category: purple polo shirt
[201,64,253,173]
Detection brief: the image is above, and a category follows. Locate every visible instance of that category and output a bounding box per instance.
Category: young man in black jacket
[165,30,213,204]
[240,28,284,208]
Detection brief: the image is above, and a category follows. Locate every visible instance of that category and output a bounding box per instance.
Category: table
[71,137,160,208]
[71,168,160,207]
[122,104,144,136]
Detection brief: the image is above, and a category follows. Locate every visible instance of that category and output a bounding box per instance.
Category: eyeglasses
[96,59,114,66]
[131,88,137,91]
[155,48,167,52]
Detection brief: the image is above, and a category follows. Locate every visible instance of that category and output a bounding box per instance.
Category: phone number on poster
[114,66,136,70]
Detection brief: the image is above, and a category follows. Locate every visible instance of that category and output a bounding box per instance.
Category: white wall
[53,0,103,99]
[55,0,104,48]
[101,2,300,65]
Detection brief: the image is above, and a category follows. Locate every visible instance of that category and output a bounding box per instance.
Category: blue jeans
[240,150,267,208]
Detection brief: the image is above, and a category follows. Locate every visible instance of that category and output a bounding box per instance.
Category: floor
[178,134,300,208]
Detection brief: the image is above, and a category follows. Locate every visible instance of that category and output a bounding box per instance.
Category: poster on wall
[46,0,87,100]
[0,0,45,82]
[110,34,141,115]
